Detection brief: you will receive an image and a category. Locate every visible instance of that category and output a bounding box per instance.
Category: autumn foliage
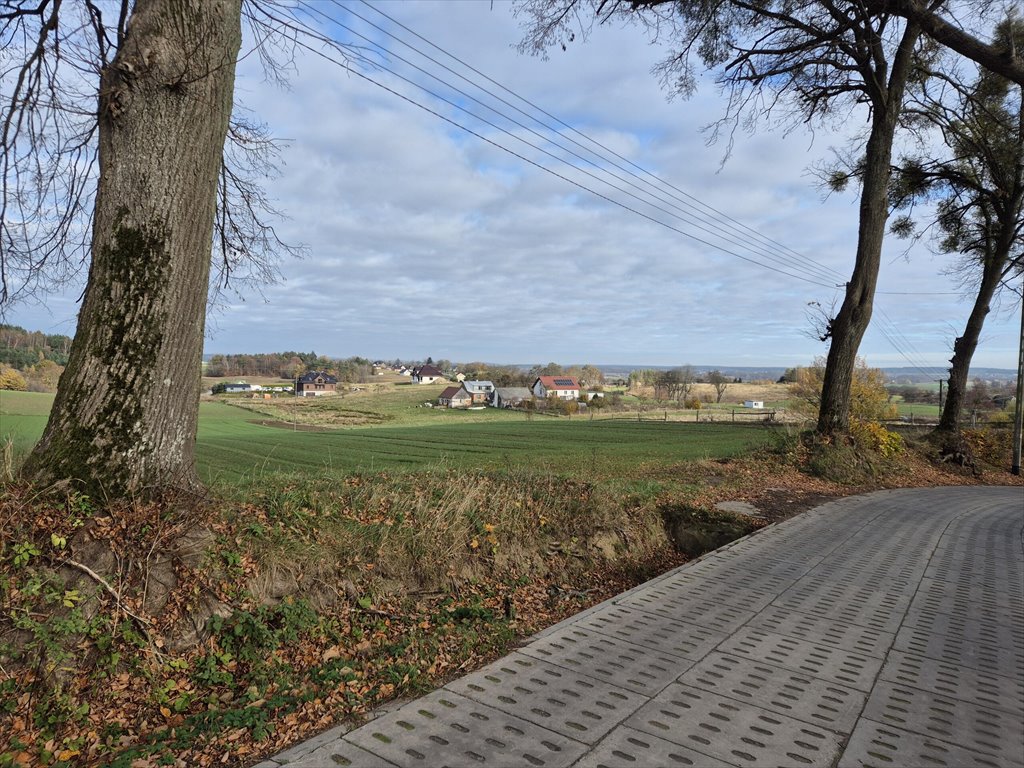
[790,357,897,423]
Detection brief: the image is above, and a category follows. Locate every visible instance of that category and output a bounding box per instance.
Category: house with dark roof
[492,387,533,409]
[412,364,445,384]
[531,375,581,401]
[438,385,472,408]
[296,371,338,397]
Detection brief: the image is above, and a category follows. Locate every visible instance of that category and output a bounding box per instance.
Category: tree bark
[937,254,1007,432]
[817,22,921,435]
[23,0,242,497]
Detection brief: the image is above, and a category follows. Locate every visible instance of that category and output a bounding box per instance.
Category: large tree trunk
[938,250,1010,432]
[23,0,242,498]
[817,23,921,435]
[816,110,899,434]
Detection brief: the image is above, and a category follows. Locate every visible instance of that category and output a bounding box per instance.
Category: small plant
[12,541,39,568]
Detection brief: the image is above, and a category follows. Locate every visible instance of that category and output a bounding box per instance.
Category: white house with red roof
[531,375,580,401]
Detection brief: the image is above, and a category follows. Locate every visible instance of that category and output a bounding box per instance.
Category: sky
[8,0,1022,370]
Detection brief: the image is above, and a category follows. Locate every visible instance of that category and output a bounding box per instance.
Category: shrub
[683,397,701,410]
[962,427,1014,469]
[849,420,904,458]
[0,366,27,391]
[790,357,896,421]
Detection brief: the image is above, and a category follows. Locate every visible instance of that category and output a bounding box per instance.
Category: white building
[532,376,581,401]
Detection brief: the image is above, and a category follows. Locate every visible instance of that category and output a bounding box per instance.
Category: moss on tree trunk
[22,0,243,498]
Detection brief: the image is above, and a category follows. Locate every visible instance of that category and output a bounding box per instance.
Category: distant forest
[205,352,374,383]
[0,324,72,368]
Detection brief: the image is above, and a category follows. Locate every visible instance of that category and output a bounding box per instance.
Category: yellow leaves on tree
[790,357,897,423]
[0,365,27,391]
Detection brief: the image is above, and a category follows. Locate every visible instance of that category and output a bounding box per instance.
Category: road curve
[258,486,1024,768]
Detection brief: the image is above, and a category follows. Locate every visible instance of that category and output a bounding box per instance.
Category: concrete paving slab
[444,652,645,744]
[255,486,1024,768]
[570,725,736,767]
[343,689,590,767]
[747,605,896,658]
[679,651,866,733]
[617,586,756,633]
[517,624,695,696]
[861,678,1022,761]
[571,604,728,661]
[878,648,1024,718]
[625,682,845,766]
[282,740,397,767]
[716,626,885,691]
[892,625,1024,680]
[839,717,1024,768]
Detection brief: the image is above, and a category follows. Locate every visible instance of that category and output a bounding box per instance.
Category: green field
[1,391,775,484]
[895,402,941,419]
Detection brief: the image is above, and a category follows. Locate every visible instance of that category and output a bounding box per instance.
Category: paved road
[257,486,1024,768]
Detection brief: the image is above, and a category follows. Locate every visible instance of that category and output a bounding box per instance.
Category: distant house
[220,381,261,394]
[412,364,445,384]
[744,400,764,409]
[454,372,467,382]
[438,386,472,408]
[492,387,533,409]
[296,371,338,397]
[532,375,581,401]
[462,380,495,404]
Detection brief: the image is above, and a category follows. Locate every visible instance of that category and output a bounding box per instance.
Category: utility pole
[1012,279,1023,475]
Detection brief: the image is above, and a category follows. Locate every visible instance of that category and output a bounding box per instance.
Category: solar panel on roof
[553,378,575,386]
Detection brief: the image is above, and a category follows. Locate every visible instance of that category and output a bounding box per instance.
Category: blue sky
[8,0,1021,370]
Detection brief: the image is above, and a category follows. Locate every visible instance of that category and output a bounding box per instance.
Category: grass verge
[0,424,1020,767]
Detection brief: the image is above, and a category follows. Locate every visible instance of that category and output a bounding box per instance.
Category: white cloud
[7,0,1019,370]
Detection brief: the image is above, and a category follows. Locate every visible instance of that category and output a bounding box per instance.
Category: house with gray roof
[492,387,533,409]
[462,380,495,404]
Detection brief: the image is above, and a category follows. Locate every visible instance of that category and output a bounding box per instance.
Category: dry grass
[699,382,792,404]
[234,467,659,595]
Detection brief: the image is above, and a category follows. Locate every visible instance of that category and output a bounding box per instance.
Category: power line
[280,30,840,289]
[346,2,969,302]
[357,0,848,285]
[875,308,946,378]
[288,1,839,288]
[275,0,968,324]
[294,0,841,287]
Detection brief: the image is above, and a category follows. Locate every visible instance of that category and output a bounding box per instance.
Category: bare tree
[707,369,729,403]
[517,0,925,435]
[656,365,695,403]
[1,0,335,497]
